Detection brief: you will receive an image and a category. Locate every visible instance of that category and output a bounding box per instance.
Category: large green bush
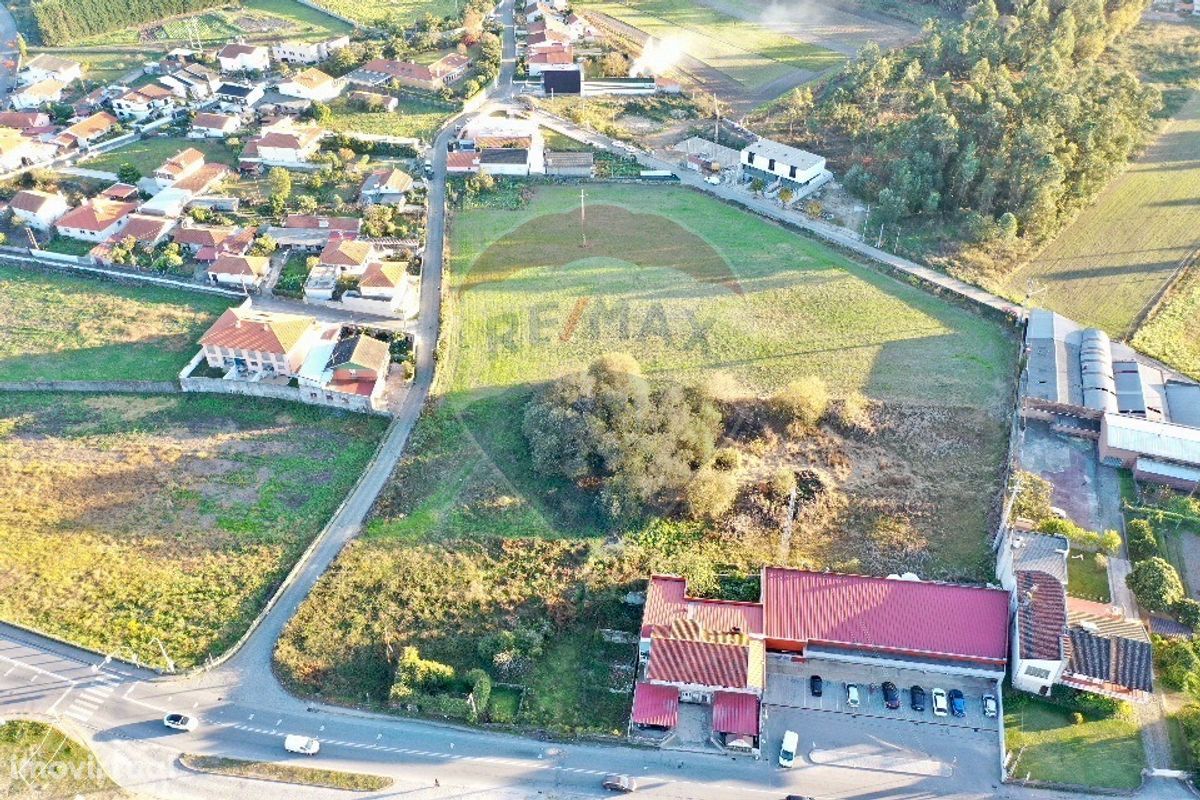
[1126,557,1185,612]
[1126,518,1159,561]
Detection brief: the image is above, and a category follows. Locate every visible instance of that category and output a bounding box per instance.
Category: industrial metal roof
[762,568,1010,663]
[1103,414,1200,465]
[712,692,759,737]
[630,682,678,728]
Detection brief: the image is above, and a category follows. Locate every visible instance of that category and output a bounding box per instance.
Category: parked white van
[778,730,799,768]
[283,734,320,755]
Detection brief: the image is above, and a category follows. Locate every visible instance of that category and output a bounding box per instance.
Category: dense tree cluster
[32,0,224,45]
[522,353,721,522]
[808,0,1159,272]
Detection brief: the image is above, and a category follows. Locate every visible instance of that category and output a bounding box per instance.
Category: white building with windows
[740,138,827,187]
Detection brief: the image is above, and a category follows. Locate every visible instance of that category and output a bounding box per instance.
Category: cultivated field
[277,186,1016,730]
[579,0,842,95]
[694,0,923,57]
[80,136,238,175]
[0,264,230,382]
[0,392,386,669]
[68,0,351,47]
[1004,91,1200,339]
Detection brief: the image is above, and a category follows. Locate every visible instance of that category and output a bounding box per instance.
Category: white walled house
[190,111,240,138]
[112,85,175,121]
[207,254,271,288]
[740,139,826,187]
[218,43,270,74]
[11,79,64,110]
[272,36,350,65]
[54,199,138,242]
[20,54,82,86]
[277,68,341,102]
[198,303,319,376]
[9,189,69,230]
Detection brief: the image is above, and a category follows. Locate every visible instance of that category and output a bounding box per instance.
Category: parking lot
[756,655,1004,786]
[764,655,1001,732]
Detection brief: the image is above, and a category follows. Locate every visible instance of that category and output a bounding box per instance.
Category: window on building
[768,158,775,171]
[789,165,797,179]
[1024,665,1051,680]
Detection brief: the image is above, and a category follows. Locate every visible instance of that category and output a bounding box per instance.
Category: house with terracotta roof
[319,238,376,275]
[632,568,1011,749]
[173,224,236,254]
[54,198,138,242]
[12,78,64,110]
[278,68,341,102]
[190,112,241,138]
[19,54,82,86]
[154,147,207,189]
[89,214,177,264]
[297,330,392,409]
[358,168,413,206]
[100,183,140,201]
[446,150,480,174]
[358,261,409,304]
[528,47,575,76]
[218,42,270,73]
[241,119,325,167]
[345,55,470,91]
[997,528,1154,702]
[0,111,51,134]
[9,189,69,230]
[199,304,319,376]
[53,111,119,150]
[207,254,271,288]
[112,84,175,121]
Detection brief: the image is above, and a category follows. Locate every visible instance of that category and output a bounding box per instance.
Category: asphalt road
[0,1,17,95]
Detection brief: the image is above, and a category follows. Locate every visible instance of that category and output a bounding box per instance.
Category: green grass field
[0,721,118,796]
[310,0,455,27]
[0,392,386,669]
[0,264,231,382]
[1005,694,1144,789]
[326,96,455,143]
[277,185,1015,732]
[1004,91,1200,340]
[1133,263,1200,380]
[580,0,843,93]
[80,136,238,175]
[1067,553,1112,603]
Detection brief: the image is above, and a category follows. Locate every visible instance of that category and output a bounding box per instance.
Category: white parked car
[983,694,998,718]
[162,713,197,732]
[778,729,799,768]
[845,683,860,708]
[283,735,320,755]
[932,688,949,717]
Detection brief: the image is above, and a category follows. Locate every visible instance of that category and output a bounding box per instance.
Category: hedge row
[32,0,225,45]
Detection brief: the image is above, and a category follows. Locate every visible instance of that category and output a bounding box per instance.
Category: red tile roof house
[89,214,176,264]
[190,112,240,138]
[198,303,319,376]
[153,147,207,190]
[206,254,271,289]
[9,188,69,230]
[54,198,138,242]
[632,569,1010,752]
[319,238,377,276]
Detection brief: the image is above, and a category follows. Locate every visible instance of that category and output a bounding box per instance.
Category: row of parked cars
[808,675,997,718]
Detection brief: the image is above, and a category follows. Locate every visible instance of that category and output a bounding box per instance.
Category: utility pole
[579,187,587,248]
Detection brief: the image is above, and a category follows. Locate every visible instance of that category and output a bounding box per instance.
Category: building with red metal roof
[631,568,1011,752]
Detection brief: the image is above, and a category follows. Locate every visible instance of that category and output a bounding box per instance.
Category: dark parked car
[949,689,966,718]
[603,774,637,793]
[910,685,926,712]
[882,681,900,710]
[810,675,823,697]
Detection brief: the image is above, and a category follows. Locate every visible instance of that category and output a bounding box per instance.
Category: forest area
[762,0,1163,287]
